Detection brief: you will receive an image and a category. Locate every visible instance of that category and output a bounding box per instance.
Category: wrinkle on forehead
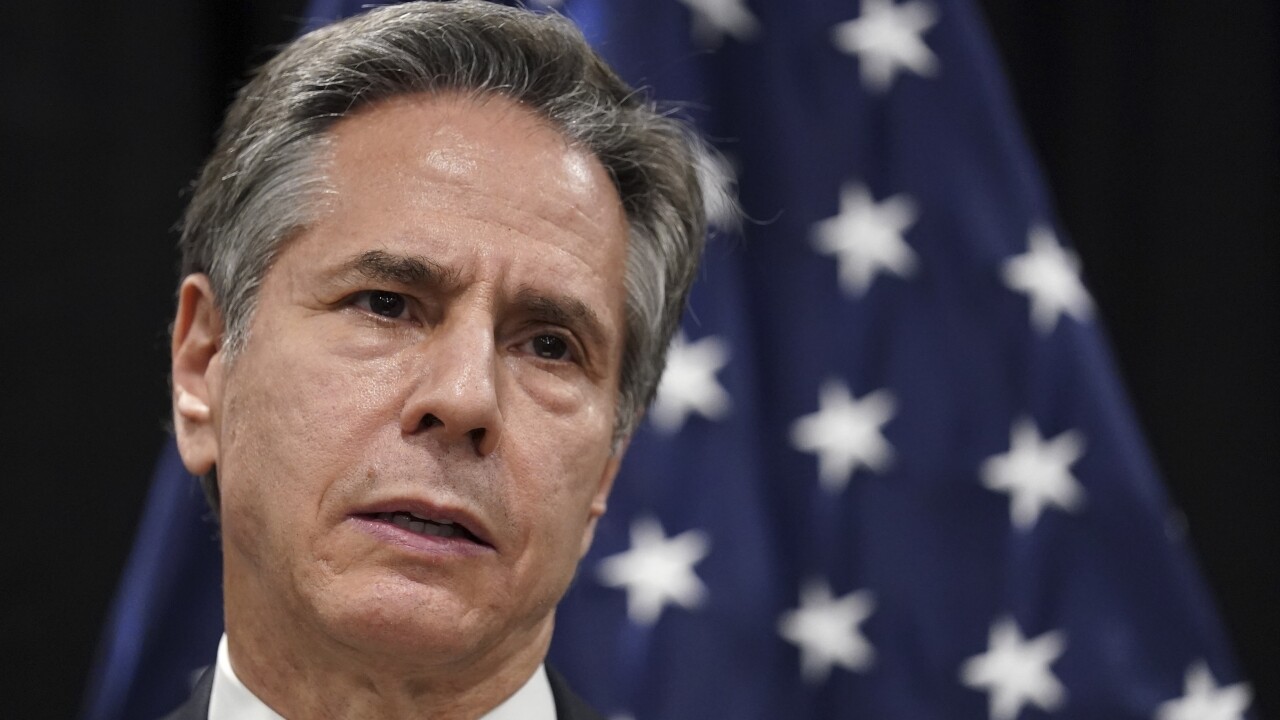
[300,91,631,363]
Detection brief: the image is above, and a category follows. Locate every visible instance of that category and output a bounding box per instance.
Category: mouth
[354,508,492,550]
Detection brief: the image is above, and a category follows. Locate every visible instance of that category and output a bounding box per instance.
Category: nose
[399,315,503,456]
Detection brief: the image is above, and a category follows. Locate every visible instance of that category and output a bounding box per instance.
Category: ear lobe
[579,438,629,559]
[171,274,224,476]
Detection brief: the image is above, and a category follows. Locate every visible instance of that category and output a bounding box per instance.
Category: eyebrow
[514,287,610,357]
[328,251,610,349]
[332,249,462,292]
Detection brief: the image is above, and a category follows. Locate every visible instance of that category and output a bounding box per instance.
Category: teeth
[420,522,454,537]
[380,511,462,539]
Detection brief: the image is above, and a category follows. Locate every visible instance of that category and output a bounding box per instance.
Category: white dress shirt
[208,634,557,720]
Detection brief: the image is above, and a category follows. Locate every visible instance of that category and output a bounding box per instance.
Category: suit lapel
[546,666,605,720]
[158,666,213,720]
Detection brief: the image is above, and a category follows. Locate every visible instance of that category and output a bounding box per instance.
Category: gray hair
[179,1,730,509]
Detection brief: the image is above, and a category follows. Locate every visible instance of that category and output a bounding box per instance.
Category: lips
[352,500,493,549]
[371,510,482,543]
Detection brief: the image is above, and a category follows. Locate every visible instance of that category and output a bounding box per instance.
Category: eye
[529,334,570,361]
[354,290,408,319]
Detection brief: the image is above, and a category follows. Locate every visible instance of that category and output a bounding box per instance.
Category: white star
[1002,224,1094,335]
[790,379,896,493]
[778,579,876,684]
[832,0,940,92]
[650,333,732,433]
[1156,661,1253,720]
[960,617,1068,720]
[596,517,710,625]
[980,418,1086,530]
[677,0,760,46]
[811,183,920,296]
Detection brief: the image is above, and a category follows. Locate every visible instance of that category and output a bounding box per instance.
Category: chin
[313,573,513,663]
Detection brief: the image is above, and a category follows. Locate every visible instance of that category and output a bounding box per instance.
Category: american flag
[83,1,1255,719]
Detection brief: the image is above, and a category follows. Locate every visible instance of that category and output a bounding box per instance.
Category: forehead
[322,91,625,244]
[294,90,631,321]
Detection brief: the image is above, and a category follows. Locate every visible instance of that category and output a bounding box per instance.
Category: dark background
[2,2,1275,718]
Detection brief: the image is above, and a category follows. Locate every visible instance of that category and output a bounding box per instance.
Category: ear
[579,436,629,558]
[171,274,224,477]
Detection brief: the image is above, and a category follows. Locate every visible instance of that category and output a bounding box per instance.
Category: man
[163,2,723,718]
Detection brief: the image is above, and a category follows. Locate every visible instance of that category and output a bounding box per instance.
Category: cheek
[510,420,615,546]
[217,349,401,532]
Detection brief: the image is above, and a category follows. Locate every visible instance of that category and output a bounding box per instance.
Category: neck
[222,564,552,720]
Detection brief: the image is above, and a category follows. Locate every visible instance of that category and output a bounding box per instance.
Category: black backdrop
[2,2,1275,718]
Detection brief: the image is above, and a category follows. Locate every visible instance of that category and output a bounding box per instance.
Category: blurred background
[1,1,1275,718]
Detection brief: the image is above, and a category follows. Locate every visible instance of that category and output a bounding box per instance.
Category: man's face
[173,93,630,673]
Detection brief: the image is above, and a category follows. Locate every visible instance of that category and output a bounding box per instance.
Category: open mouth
[362,511,488,546]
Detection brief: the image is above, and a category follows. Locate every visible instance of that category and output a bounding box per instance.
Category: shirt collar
[208,634,283,720]
[208,633,557,720]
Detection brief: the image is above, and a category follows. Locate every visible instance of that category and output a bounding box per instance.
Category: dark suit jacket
[159,664,603,720]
